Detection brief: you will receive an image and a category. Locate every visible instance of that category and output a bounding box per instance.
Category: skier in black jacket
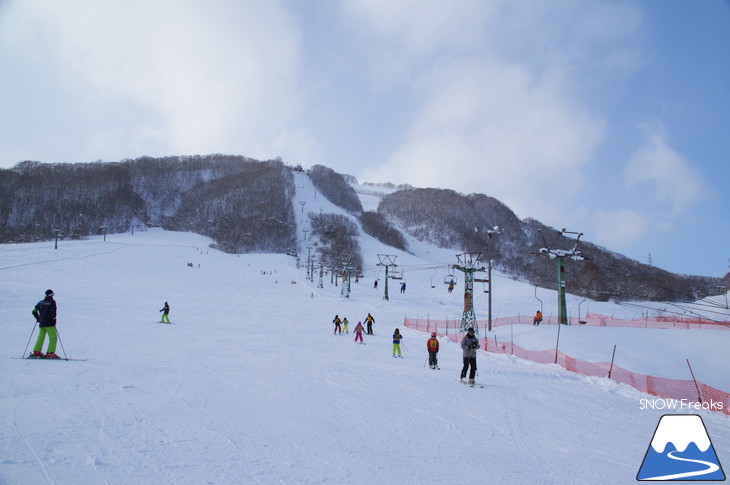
[160,302,171,323]
[30,289,59,358]
[460,327,480,384]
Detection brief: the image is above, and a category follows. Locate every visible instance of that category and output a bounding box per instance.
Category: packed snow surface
[1,229,729,484]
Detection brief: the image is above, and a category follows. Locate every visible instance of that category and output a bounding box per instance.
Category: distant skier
[333,315,342,335]
[373,280,378,290]
[460,327,479,384]
[392,328,403,358]
[159,302,171,323]
[342,317,350,334]
[427,332,440,369]
[354,321,365,344]
[448,280,455,293]
[533,310,543,326]
[30,289,59,358]
[365,313,375,335]
[400,282,406,293]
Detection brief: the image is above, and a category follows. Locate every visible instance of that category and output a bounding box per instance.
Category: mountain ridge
[1,155,726,302]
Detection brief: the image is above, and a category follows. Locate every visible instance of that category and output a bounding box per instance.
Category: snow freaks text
[639,398,724,412]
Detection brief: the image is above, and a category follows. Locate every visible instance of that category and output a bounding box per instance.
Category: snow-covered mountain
[1,199,729,483]
[651,415,712,453]
[0,156,726,304]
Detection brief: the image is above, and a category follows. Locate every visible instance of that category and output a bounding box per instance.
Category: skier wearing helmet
[426,332,440,369]
[460,327,480,384]
[30,289,59,358]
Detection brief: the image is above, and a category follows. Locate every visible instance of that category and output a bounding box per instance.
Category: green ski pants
[33,326,57,353]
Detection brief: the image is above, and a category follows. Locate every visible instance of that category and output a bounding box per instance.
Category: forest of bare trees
[1,156,724,302]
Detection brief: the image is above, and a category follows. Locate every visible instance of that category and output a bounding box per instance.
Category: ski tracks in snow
[10,409,53,484]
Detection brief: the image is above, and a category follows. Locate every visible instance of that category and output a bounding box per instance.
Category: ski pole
[56,326,68,360]
[423,356,428,367]
[22,322,38,357]
[402,342,409,353]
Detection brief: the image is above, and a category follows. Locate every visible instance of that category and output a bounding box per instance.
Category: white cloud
[590,209,648,249]
[624,125,707,214]
[0,0,317,162]
[341,0,489,52]
[361,58,604,224]
[349,0,649,228]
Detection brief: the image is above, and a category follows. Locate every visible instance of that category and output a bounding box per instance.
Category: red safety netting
[483,313,730,330]
[404,316,729,415]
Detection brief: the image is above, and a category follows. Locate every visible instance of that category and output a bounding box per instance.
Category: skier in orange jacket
[426,332,439,369]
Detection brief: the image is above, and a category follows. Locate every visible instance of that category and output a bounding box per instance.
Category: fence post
[608,344,617,378]
[511,324,514,355]
[554,323,561,364]
[686,359,703,404]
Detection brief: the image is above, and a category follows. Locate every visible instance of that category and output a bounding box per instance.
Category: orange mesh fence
[415,313,730,330]
[404,316,729,415]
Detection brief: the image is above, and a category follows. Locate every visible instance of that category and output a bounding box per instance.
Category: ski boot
[29,351,44,359]
[44,352,60,359]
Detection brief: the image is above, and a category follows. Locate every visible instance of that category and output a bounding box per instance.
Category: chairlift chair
[474,276,489,293]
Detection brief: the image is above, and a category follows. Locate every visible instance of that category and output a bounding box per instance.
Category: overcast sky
[1,0,729,278]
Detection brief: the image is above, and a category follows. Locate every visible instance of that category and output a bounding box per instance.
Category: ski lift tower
[538,228,585,325]
[376,254,398,301]
[340,259,353,298]
[482,226,500,332]
[452,252,486,335]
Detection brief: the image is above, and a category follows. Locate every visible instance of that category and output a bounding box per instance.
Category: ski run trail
[2,180,729,484]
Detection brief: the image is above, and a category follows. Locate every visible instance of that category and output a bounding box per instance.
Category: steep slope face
[166,160,296,253]
[358,211,408,252]
[308,165,363,215]
[377,188,489,250]
[306,165,406,258]
[127,155,259,220]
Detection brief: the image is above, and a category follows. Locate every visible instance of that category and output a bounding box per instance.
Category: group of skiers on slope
[332,312,375,336]
[331,312,481,383]
[26,288,480,384]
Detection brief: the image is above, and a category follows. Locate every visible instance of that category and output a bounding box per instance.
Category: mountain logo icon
[637,414,726,481]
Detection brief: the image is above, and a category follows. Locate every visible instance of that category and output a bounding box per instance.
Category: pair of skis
[12,355,87,361]
[458,379,485,388]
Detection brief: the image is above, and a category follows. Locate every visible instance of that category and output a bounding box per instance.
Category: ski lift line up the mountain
[618,301,730,325]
